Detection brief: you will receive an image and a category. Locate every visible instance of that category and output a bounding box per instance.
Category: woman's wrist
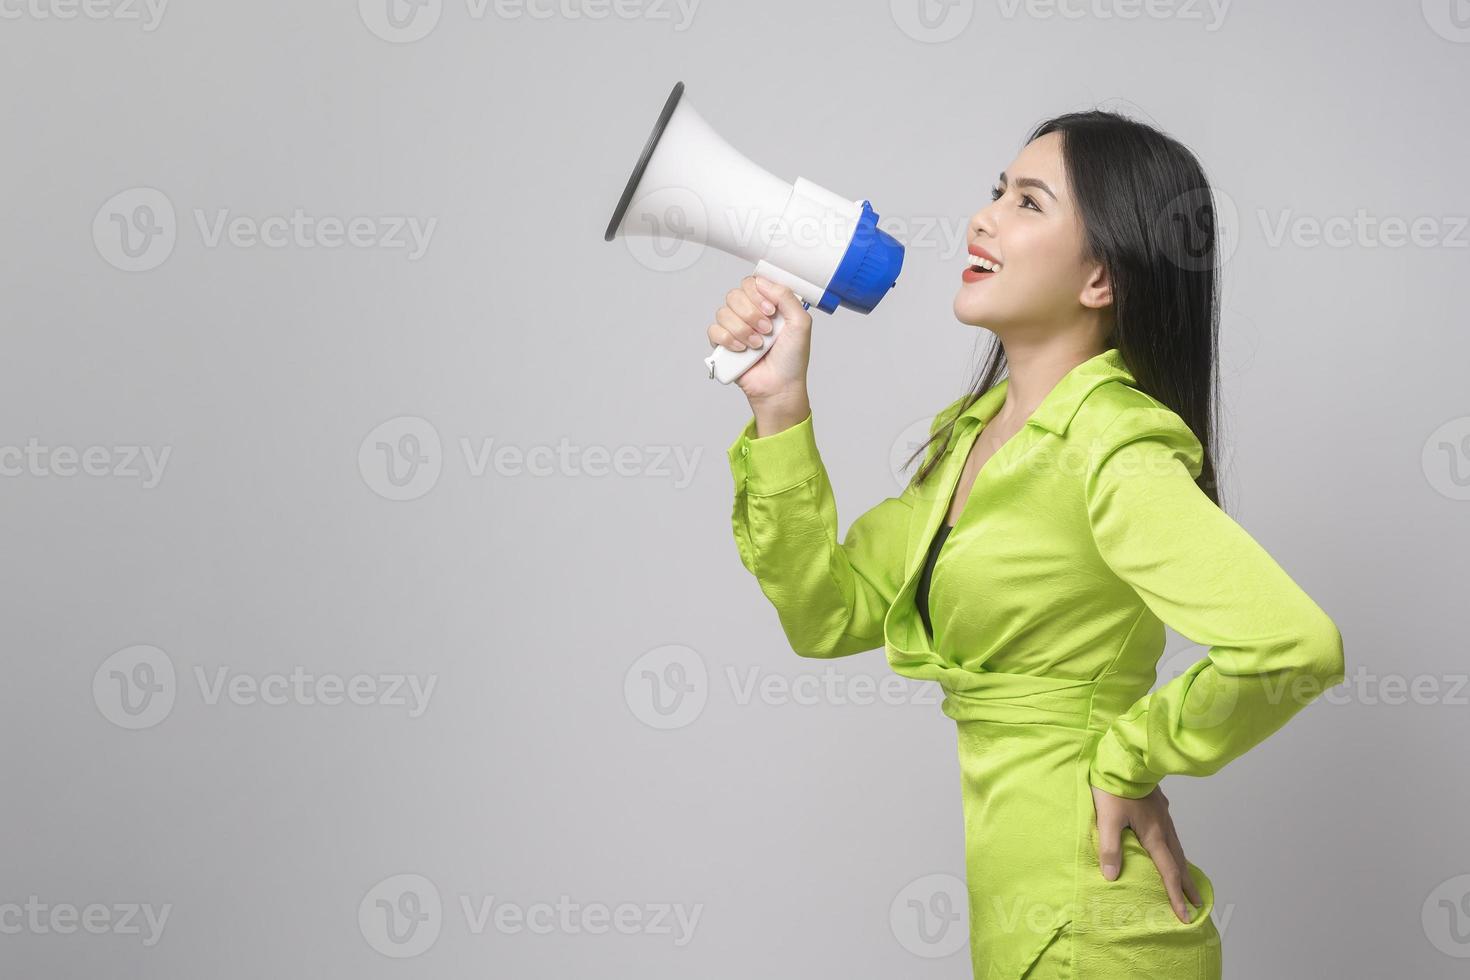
[749,391,812,438]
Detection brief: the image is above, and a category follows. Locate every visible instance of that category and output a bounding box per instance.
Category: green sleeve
[727,410,918,659]
[1084,407,1346,799]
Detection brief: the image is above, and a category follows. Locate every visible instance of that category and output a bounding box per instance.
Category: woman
[709,111,1345,979]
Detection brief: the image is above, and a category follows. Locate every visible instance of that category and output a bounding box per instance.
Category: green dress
[725,347,1344,979]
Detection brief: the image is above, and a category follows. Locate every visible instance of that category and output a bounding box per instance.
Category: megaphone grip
[704,310,787,384]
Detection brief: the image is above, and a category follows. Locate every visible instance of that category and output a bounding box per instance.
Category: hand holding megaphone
[697,262,815,385]
[604,81,904,385]
[707,275,813,401]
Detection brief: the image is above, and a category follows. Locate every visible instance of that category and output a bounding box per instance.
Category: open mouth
[962,253,1002,283]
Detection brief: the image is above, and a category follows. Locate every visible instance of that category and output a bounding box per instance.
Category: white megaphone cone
[604,81,905,384]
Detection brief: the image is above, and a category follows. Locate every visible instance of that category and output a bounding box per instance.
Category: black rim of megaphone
[603,80,685,242]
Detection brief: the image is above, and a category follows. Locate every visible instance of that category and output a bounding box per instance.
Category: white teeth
[968,255,1001,272]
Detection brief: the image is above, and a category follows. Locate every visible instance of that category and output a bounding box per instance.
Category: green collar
[957,347,1134,436]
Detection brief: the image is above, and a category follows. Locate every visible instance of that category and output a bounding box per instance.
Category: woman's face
[953,131,1110,332]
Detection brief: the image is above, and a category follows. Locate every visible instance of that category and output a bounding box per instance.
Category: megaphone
[604,81,905,384]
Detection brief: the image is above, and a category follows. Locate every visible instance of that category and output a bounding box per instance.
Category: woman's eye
[990,185,1042,212]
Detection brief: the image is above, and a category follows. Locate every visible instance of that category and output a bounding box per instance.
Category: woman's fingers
[716,305,762,348]
[1164,821,1204,908]
[1136,825,1194,924]
[726,280,772,336]
[1092,786,1203,925]
[752,277,813,331]
[707,321,745,352]
[708,275,811,355]
[706,276,814,397]
[740,275,777,325]
[1095,811,1123,881]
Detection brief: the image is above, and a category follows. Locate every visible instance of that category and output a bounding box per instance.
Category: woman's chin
[952,291,990,326]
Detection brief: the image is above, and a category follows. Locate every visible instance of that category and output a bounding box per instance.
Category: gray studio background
[1,1,1465,977]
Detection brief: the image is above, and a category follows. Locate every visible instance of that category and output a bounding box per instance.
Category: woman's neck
[993,339,1108,428]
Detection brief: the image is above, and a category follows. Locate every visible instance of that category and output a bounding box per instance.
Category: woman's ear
[1079,261,1113,310]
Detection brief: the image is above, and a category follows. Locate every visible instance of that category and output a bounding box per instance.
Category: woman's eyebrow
[997,171,1058,201]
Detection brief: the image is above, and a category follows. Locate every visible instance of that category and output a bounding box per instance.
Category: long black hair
[903,109,1224,508]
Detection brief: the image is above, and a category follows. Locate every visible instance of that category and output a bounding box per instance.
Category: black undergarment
[915,521,955,638]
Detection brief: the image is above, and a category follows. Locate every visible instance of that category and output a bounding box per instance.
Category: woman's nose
[970,203,998,238]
